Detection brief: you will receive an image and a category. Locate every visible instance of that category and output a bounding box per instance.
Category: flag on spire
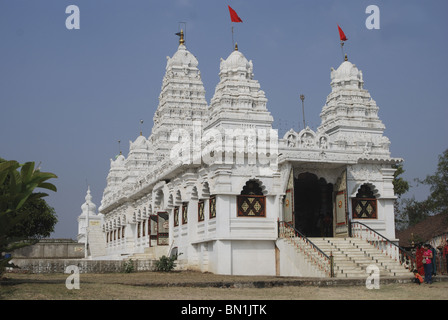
[228,5,243,23]
[337,24,347,41]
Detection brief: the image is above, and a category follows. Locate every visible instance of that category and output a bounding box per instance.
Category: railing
[278,220,334,277]
[350,221,416,271]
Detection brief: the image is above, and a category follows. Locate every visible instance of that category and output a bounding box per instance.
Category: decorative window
[157,212,169,246]
[237,180,266,217]
[174,207,179,227]
[198,200,205,222]
[122,226,125,239]
[182,203,188,224]
[106,232,109,243]
[142,220,146,237]
[209,196,216,219]
[150,215,158,244]
[352,184,377,219]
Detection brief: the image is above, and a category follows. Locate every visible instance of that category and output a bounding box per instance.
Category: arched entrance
[294,173,333,237]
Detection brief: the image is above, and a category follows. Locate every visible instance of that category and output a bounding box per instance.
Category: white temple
[78,31,408,277]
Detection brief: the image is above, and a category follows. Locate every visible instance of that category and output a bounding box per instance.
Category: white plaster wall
[231,240,276,276]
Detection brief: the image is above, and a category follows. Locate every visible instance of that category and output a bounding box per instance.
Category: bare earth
[1,271,448,301]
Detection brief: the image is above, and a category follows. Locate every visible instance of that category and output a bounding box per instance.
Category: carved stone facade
[78,38,402,276]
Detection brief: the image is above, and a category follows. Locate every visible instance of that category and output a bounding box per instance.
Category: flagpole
[231,23,235,49]
[340,41,345,61]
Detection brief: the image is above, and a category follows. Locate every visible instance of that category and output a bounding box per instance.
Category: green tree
[416,149,448,213]
[392,163,410,230]
[397,149,448,230]
[0,159,57,276]
[8,197,58,240]
[392,163,410,198]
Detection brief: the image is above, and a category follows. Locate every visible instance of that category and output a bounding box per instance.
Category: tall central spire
[150,30,208,161]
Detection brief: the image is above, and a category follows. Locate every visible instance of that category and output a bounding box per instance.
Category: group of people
[413,240,448,285]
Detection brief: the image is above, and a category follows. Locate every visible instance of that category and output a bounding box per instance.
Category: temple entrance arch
[294,172,333,237]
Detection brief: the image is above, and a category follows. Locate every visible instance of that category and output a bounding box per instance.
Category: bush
[123,259,135,273]
[155,255,178,272]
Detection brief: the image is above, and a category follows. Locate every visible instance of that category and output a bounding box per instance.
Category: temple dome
[129,134,149,151]
[219,46,253,79]
[110,154,125,168]
[330,58,364,89]
[166,44,198,69]
[80,187,97,216]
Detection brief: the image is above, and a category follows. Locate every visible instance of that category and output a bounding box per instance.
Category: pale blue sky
[1,0,447,238]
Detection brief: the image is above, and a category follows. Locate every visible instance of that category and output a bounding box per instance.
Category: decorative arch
[154,189,164,209]
[190,186,198,201]
[298,128,317,149]
[283,129,298,148]
[167,193,174,209]
[174,190,182,206]
[237,178,268,196]
[201,181,210,199]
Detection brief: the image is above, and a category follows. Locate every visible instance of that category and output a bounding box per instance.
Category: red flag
[228,5,243,23]
[337,24,347,41]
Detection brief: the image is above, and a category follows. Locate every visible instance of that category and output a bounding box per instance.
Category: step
[284,237,413,278]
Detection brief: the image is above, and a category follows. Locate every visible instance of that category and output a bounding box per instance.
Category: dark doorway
[294,172,333,237]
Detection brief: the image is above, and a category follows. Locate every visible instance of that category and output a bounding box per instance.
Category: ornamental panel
[237,195,266,217]
[352,198,377,219]
[209,196,216,219]
[182,203,188,224]
[174,207,179,227]
[198,200,205,222]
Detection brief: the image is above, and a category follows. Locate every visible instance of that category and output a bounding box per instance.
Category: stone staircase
[87,224,106,257]
[307,237,412,278]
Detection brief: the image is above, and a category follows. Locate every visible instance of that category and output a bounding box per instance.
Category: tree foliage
[416,149,448,214]
[392,163,410,198]
[0,158,57,276]
[396,149,448,230]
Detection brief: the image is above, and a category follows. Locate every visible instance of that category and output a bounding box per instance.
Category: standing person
[443,240,448,275]
[416,243,425,276]
[431,245,437,276]
[423,244,433,284]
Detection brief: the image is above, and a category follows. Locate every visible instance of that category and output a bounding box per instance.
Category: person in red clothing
[423,244,433,284]
[415,244,425,276]
[443,240,448,274]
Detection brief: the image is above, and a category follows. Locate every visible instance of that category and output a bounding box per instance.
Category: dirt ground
[2,270,448,301]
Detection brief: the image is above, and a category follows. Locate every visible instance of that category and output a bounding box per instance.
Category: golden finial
[234,42,238,51]
[179,29,185,45]
[344,54,348,61]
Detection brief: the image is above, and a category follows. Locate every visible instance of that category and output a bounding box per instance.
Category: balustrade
[278,220,334,277]
[350,221,415,271]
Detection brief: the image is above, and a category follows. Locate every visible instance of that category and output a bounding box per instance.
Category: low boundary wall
[11,258,156,274]
[11,239,85,259]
